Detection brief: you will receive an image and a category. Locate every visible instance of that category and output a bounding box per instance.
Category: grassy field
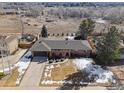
[0,14,119,37]
[0,15,40,35]
[0,15,80,36]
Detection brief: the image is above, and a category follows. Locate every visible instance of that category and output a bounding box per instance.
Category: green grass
[0,72,5,79]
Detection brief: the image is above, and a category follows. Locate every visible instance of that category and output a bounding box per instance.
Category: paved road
[20,57,47,87]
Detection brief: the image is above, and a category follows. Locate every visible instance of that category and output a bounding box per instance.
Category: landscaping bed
[40,59,77,86]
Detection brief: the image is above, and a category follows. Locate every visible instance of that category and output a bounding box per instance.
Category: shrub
[66,33,69,36]
[0,72,5,79]
[61,33,64,36]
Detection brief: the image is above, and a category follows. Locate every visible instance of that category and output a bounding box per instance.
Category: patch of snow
[73,58,116,84]
[66,81,73,84]
[49,80,54,84]
[46,66,50,70]
[45,69,49,72]
[44,72,48,77]
[74,58,93,70]
[66,36,74,40]
[47,73,51,77]
[0,66,14,73]
[0,49,27,73]
[15,51,31,73]
[15,50,32,85]
[94,18,107,24]
[53,81,58,84]
[41,80,74,85]
[50,65,54,69]
[41,80,46,84]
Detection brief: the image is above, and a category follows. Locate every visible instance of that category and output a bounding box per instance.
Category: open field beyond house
[0,15,80,35]
[0,15,114,36]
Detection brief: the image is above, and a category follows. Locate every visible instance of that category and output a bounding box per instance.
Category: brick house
[31,38,92,58]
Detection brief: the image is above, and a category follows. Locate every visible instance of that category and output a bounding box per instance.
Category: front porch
[32,49,92,59]
[48,50,92,59]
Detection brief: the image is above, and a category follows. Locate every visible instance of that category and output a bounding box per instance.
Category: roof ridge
[42,41,51,51]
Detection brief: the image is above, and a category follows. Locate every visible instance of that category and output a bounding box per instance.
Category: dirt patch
[109,65,124,84]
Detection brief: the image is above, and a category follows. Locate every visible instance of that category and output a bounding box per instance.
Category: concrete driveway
[20,57,47,87]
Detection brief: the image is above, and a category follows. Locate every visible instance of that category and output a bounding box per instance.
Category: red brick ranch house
[31,38,93,58]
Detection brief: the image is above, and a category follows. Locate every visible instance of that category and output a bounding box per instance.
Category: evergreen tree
[76,18,95,40]
[41,25,48,37]
[96,26,121,65]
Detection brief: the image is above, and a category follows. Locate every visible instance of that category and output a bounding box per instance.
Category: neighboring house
[31,38,92,58]
[0,9,17,15]
[0,35,18,55]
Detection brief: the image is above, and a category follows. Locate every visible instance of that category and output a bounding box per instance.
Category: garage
[32,51,48,57]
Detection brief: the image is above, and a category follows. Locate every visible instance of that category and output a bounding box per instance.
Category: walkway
[20,57,47,87]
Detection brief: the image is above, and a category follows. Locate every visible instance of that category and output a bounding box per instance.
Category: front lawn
[0,72,5,79]
[0,68,19,87]
[40,59,77,86]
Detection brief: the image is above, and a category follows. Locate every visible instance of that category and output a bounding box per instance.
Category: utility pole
[4,41,11,74]
[0,40,5,73]
[18,8,24,37]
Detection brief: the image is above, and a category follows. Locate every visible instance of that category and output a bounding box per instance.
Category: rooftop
[31,38,92,52]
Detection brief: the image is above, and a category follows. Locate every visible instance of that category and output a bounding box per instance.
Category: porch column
[49,51,52,57]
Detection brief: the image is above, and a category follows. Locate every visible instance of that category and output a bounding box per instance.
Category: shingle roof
[31,38,92,52]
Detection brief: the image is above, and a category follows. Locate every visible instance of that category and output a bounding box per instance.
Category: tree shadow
[106,74,123,90]
[107,59,124,66]
[57,70,94,90]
